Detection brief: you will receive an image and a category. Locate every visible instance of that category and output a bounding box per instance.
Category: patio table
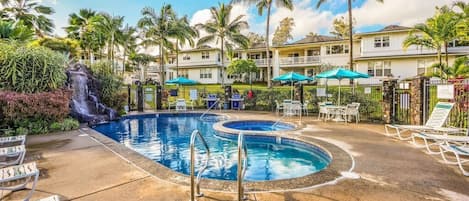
[324,105,346,122]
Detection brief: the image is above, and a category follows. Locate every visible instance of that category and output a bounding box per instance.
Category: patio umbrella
[165,77,198,97]
[315,68,369,105]
[272,72,314,100]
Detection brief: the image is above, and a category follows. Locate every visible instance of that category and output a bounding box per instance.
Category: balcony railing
[250,58,271,66]
[166,59,222,68]
[279,56,321,66]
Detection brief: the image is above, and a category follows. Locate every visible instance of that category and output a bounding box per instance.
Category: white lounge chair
[0,162,39,201]
[0,135,26,146]
[37,195,61,201]
[384,102,457,140]
[175,99,187,112]
[412,129,468,154]
[302,100,310,116]
[439,144,469,176]
[0,145,26,168]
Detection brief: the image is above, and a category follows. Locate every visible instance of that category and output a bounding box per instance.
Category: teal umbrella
[165,77,198,98]
[315,68,369,105]
[272,72,314,100]
[165,77,198,85]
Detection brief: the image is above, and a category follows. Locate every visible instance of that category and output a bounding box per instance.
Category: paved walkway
[4,112,469,201]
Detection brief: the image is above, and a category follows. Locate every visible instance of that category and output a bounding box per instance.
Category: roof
[180,45,219,53]
[289,35,343,45]
[357,25,411,36]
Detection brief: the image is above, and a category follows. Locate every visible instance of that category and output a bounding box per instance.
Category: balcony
[166,59,222,68]
[250,58,271,67]
[279,56,321,67]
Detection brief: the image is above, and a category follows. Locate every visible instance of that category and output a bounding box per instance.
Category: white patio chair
[1,162,39,201]
[345,103,360,124]
[439,144,469,176]
[0,145,26,168]
[411,127,468,154]
[175,99,187,112]
[384,102,459,140]
[302,100,310,116]
[317,102,329,120]
[275,100,283,115]
[0,135,26,147]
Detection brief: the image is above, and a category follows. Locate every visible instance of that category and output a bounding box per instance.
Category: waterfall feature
[68,64,118,123]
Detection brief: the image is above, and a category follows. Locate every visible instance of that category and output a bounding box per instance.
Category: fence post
[410,76,429,125]
[382,78,398,124]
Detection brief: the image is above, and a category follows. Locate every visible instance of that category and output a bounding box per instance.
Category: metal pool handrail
[200,98,220,120]
[237,132,248,201]
[190,130,211,201]
[271,113,288,130]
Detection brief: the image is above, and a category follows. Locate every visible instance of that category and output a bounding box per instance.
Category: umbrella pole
[338,79,341,105]
[291,80,293,100]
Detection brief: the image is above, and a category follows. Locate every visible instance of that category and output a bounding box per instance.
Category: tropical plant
[231,0,294,88]
[92,13,124,72]
[0,42,67,93]
[0,19,34,41]
[246,32,265,47]
[195,3,249,86]
[32,37,80,58]
[330,16,356,39]
[172,15,198,77]
[90,61,127,112]
[227,59,259,89]
[272,17,294,46]
[403,6,460,76]
[428,56,469,79]
[0,0,55,37]
[119,24,138,74]
[453,1,469,41]
[317,0,384,71]
[64,9,98,62]
[138,5,178,84]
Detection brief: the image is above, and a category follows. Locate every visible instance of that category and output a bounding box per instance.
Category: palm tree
[119,24,137,74]
[231,0,293,88]
[138,5,178,84]
[445,56,469,79]
[316,0,384,72]
[172,16,198,77]
[403,8,460,76]
[0,0,55,37]
[195,3,249,86]
[453,1,469,41]
[92,13,124,72]
[64,9,97,63]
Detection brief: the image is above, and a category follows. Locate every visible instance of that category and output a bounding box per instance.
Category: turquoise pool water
[222,120,295,131]
[93,113,331,181]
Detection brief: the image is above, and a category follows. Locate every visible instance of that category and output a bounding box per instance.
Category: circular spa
[222,120,295,132]
[93,113,331,182]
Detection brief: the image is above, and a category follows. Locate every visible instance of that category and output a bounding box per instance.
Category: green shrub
[0,42,67,93]
[90,61,127,112]
[15,127,29,135]
[49,122,63,131]
[49,118,80,132]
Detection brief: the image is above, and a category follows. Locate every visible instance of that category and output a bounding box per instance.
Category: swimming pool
[93,113,331,181]
[222,120,295,132]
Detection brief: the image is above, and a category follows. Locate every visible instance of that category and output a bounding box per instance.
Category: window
[367,61,392,77]
[374,36,390,48]
[183,54,191,61]
[200,68,212,79]
[201,51,210,59]
[448,39,469,48]
[417,59,434,75]
[179,69,189,78]
[325,44,349,55]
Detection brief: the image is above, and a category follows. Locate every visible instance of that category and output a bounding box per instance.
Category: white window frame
[374,36,390,48]
[367,60,392,77]
[200,68,212,79]
[183,54,191,61]
[325,44,349,55]
[201,51,210,60]
[417,59,434,75]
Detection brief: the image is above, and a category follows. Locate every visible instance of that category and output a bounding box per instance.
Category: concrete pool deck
[3,111,469,201]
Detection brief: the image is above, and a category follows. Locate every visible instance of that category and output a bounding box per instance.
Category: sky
[42,0,458,43]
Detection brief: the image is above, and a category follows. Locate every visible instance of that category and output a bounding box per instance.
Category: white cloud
[344,0,456,29]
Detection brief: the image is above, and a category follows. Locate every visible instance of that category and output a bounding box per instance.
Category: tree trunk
[437,48,442,77]
[444,41,449,67]
[160,42,165,85]
[266,3,272,88]
[122,48,126,75]
[221,37,225,87]
[176,39,179,77]
[347,0,354,71]
[111,33,115,74]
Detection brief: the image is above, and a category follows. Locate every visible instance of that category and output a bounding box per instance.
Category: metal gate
[392,82,412,124]
[424,79,469,128]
